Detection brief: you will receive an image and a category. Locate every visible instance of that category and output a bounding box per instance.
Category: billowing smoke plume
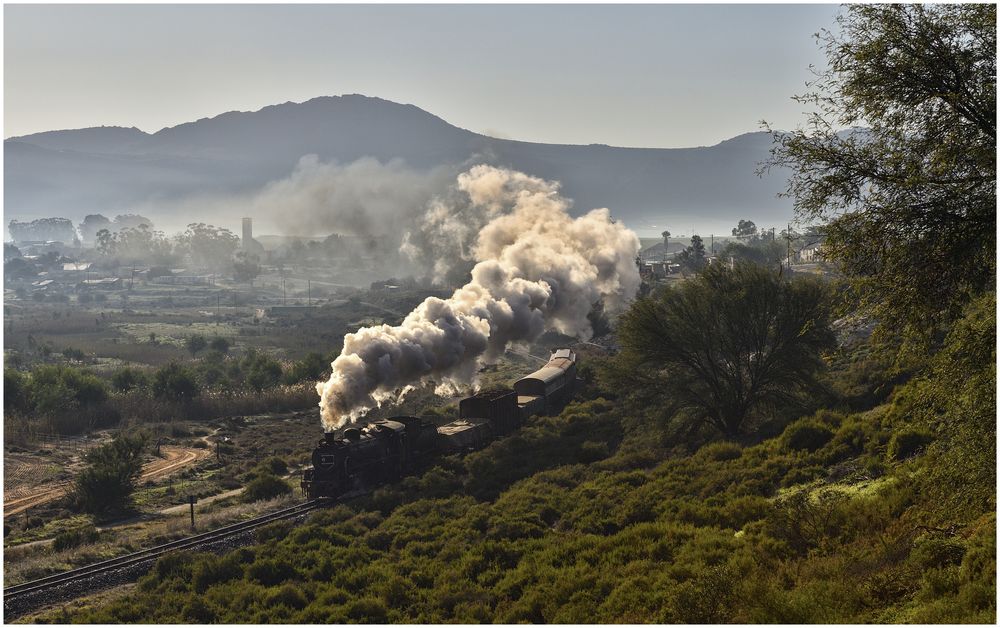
[251,156,455,242]
[316,165,641,431]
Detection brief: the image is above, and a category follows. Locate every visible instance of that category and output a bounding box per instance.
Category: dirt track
[4,446,210,518]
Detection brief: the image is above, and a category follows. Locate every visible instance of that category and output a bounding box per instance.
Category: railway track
[4,498,328,616]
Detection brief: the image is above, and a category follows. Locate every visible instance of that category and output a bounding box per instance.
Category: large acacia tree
[611,263,835,438]
[765,4,996,344]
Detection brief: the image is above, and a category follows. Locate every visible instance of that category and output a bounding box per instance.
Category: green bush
[267,583,308,610]
[259,456,288,476]
[209,336,231,353]
[152,363,201,401]
[344,597,389,623]
[699,441,743,461]
[4,368,31,413]
[243,474,292,503]
[282,352,329,385]
[256,520,294,543]
[192,554,243,593]
[783,420,835,452]
[30,364,108,416]
[246,558,297,586]
[186,334,207,356]
[62,347,86,361]
[887,428,933,461]
[241,350,284,392]
[53,525,100,551]
[73,431,148,514]
[111,367,149,393]
[781,465,825,488]
[911,536,966,570]
[578,440,610,463]
[182,597,216,623]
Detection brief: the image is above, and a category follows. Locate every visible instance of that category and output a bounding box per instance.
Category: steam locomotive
[301,348,578,499]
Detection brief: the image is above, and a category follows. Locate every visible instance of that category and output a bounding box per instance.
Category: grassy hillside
[53,296,995,623]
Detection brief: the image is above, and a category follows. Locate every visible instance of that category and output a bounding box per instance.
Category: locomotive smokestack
[316,165,641,431]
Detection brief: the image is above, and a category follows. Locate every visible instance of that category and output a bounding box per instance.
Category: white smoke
[316,165,641,431]
[251,155,455,241]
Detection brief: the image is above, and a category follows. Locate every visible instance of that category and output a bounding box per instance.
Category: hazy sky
[4,4,839,148]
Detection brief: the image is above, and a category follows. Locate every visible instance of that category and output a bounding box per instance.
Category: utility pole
[189,495,197,531]
[216,294,220,324]
[786,223,792,269]
[282,278,286,306]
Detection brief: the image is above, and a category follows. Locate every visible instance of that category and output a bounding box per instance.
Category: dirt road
[4,446,210,518]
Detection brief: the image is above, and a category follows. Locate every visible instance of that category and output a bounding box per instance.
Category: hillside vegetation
[57,298,994,622]
[32,4,997,623]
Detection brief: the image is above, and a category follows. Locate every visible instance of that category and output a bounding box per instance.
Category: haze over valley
[5,94,794,239]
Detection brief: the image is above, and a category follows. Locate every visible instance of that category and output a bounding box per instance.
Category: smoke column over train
[316,165,641,431]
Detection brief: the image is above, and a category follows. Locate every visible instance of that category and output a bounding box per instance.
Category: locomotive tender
[301,348,578,499]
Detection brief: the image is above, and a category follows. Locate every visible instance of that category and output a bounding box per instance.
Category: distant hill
[4,94,793,235]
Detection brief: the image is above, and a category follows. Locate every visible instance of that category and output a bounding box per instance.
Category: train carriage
[302,348,578,499]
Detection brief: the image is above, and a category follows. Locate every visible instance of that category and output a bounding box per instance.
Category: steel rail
[4,499,326,600]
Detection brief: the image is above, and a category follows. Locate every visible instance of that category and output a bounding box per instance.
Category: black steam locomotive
[301,348,578,499]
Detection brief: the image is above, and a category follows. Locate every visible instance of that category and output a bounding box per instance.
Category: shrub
[186,334,207,356]
[259,456,288,476]
[243,474,292,503]
[246,558,297,586]
[887,428,933,461]
[578,440,610,462]
[209,336,231,353]
[267,583,308,610]
[4,368,31,413]
[182,597,216,623]
[192,554,243,593]
[111,367,149,393]
[700,441,743,461]
[53,525,100,551]
[783,420,834,452]
[241,350,284,392]
[73,431,148,514]
[256,520,294,543]
[31,364,108,411]
[344,597,389,623]
[152,363,201,401]
[911,536,967,570]
[781,465,825,488]
[282,352,329,385]
[62,347,86,361]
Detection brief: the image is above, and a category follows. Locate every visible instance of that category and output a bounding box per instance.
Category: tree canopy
[74,431,148,514]
[676,235,707,272]
[610,263,834,437]
[766,4,996,342]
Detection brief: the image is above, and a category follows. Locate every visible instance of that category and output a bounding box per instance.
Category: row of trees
[94,222,243,271]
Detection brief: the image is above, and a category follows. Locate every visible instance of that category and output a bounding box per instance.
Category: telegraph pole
[786,223,792,269]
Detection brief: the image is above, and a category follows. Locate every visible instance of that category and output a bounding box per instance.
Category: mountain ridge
[4,94,795,235]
